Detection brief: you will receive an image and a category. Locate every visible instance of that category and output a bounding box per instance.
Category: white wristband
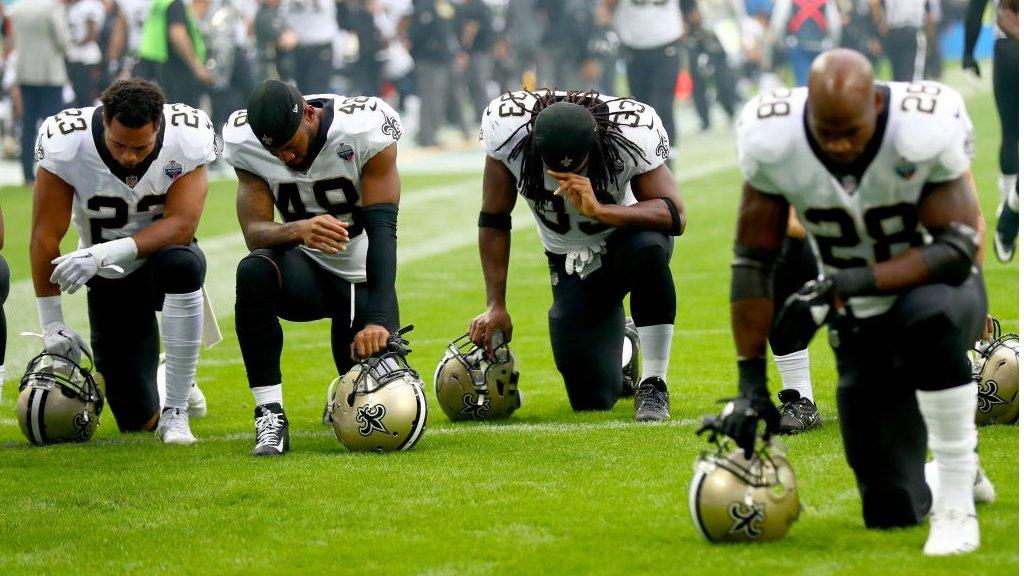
[37,295,64,330]
[92,237,138,267]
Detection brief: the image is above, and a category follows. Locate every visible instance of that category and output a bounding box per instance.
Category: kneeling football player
[29,79,215,443]
[472,89,685,420]
[223,80,403,456]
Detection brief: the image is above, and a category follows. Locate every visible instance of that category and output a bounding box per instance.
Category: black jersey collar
[803,85,891,188]
[289,97,334,174]
[92,106,167,187]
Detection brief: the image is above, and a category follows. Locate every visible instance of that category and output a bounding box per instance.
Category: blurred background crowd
[0,0,1007,183]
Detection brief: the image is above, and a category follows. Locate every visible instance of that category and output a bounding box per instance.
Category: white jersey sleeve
[333,96,403,165]
[480,90,538,166]
[736,88,807,195]
[604,97,670,178]
[890,82,972,183]
[222,108,260,174]
[36,108,91,184]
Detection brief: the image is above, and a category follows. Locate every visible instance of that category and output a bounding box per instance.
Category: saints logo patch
[381,113,403,141]
[727,502,766,538]
[655,132,669,161]
[356,403,390,436]
[71,412,93,441]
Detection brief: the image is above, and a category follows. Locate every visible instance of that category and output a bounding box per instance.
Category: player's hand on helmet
[351,324,390,360]
[42,322,91,367]
[300,214,350,254]
[773,276,843,352]
[963,55,981,78]
[548,170,602,220]
[469,305,512,359]
[719,391,780,459]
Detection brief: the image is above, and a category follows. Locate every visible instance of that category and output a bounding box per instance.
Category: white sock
[638,324,673,381]
[161,289,204,411]
[0,364,5,405]
[252,384,283,407]
[773,349,813,402]
[999,174,1018,210]
[916,383,978,512]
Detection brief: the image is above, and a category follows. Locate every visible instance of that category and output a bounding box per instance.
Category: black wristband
[737,357,768,397]
[657,197,683,236]
[478,211,512,230]
[832,266,879,299]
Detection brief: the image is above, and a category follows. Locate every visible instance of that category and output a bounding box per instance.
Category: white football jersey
[480,90,670,255]
[737,81,974,318]
[222,95,403,283]
[36,103,217,278]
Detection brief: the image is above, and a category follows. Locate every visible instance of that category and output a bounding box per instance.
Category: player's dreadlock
[495,89,650,204]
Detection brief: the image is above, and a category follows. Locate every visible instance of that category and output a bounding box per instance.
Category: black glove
[963,55,981,77]
[385,325,414,356]
[773,276,841,353]
[719,391,780,459]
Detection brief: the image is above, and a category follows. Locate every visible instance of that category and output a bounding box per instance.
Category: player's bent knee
[154,245,206,293]
[236,250,280,293]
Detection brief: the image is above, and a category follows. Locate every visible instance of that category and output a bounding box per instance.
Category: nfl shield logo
[125,175,138,188]
[164,160,183,180]
[895,158,916,180]
[336,142,355,161]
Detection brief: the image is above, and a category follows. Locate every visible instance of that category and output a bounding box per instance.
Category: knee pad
[236,250,280,295]
[153,246,206,293]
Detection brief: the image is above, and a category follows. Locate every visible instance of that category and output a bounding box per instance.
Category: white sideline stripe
[0,158,737,382]
[0,416,704,447]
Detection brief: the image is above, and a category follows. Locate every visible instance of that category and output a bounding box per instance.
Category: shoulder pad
[36,108,89,167]
[331,96,403,163]
[604,97,670,171]
[221,109,262,171]
[735,88,805,167]
[480,90,538,160]
[165,104,217,166]
[891,82,968,163]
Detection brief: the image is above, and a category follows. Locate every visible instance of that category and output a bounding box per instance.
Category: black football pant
[885,27,924,82]
[829,273,987,529]
[234,247,399,390]
[0,254,8,366]
[769,237,819,355]
[547,229,675,411]
[624,41,681,149]
[87,243,206,432]
[292,43,334,95]
[994,38,1019,245]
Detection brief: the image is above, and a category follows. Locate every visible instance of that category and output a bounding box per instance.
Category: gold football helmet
[974,330,1019,426]
[433,334,521,421]
[689,419,801,543]
[330,327,427,452]
[16,351,104,445]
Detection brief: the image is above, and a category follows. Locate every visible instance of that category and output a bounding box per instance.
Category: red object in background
[675,70,692,100]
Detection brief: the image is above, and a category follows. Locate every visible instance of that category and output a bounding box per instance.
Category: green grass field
[0,78,1017,575]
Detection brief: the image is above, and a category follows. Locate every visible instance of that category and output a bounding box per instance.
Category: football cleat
[16,351,104,445]
[155,408,196,445]
[434,333,520,422]
[924,506,979,556]
[924,459,996,505]
[776,389,821,434]
[690,418,801,543]
[330,326,427,452]
[251,403,289,456]
[993,198,1017,263]
[634,376,670,421]
[621,317,640,398]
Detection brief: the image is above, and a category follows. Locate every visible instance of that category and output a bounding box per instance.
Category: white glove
[564,243,607,278]
[50,237,137,293]
[42,322,91,367]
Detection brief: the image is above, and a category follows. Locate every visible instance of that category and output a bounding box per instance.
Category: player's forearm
[241,220,304,251]
[593,199,685,235]
[132,214,199,257]
[479,227,511,308]
[29,236,61,297]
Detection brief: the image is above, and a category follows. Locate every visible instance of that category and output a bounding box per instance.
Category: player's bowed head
[805,49,883,168]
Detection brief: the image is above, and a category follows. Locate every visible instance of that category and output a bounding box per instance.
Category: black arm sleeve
[920,223,979,285]
[964,0,989,59]
[363,203,399,327]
